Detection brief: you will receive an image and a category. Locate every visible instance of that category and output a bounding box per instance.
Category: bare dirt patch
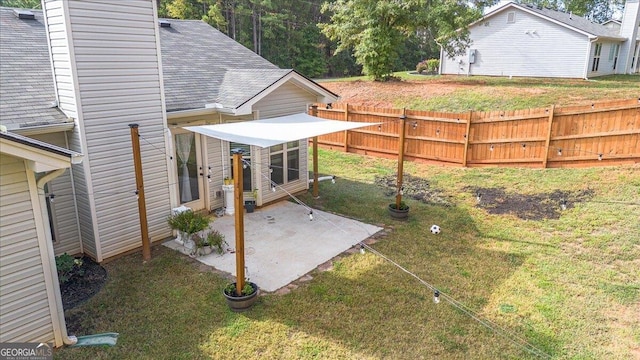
[375,174,453,206]
[322,80,463,107]
[467,187,594,220]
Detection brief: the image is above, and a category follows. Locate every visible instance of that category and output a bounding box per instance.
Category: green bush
[416,58,440,74]
[426,58,439,72]
[167,210,210,235]
[55,253,84,284]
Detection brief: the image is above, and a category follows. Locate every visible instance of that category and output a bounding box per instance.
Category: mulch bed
[60,256,108,310]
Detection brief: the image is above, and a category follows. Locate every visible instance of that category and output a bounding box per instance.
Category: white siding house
[440,0,640,78]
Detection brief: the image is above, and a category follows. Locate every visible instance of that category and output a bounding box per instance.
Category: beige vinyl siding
[43,0,77,119]
[441,8,589,78]
[30,133,82,256]
[48,0,173,260]
[0,155,55,344]
[68,127,97,259]
[254,82,313,204]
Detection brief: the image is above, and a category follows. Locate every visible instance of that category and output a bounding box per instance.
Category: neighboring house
[0,0,337,346]
[440,0,640,78]
[0,130,82,347]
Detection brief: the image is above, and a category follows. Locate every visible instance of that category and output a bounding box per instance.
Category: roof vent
[13,9,35,20]
[159,19,171,27]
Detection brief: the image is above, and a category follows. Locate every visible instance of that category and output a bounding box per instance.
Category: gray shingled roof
[158,18,286,112]
[0,9,335,123]
[0,8,67,130]
[495,2,624,39]
[216,68,291,109]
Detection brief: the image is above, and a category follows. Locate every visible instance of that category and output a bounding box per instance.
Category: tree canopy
[319,0,481,81]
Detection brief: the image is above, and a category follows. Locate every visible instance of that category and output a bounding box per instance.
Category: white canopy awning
[184,113,379,148]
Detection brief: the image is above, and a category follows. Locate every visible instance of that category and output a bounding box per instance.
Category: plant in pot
[388,200,410,219]
[192,233,212,257]
[223,279,259,312]
[167,210,210,251]
[206,229,227,255]
[245,189,258,213]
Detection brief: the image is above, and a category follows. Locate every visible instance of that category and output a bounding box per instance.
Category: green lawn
[55,149,640,359]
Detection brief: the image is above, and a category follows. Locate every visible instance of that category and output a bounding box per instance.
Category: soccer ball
[430,225,441,234]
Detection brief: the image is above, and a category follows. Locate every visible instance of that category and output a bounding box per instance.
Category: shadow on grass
[55,246,231,360]
[265,176,562,359]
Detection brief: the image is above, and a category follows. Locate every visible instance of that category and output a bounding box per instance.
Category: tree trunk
[252,9,258,53]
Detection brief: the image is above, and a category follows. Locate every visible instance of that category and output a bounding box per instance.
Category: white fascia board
[0,139,76,172]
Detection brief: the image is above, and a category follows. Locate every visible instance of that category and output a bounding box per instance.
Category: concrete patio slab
[164,201,382,292]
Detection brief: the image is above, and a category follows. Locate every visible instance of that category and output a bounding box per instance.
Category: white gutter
[36,169,78,346]
[12,122,75,136]
[166,107,217,120]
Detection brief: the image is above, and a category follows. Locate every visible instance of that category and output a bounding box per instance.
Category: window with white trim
[507,12,515,23]
[591,43,602,72]
[609,43,620,70]
[270,141,300,185]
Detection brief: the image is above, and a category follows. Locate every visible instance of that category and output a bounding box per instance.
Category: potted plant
[223,177,233,185]
[388,201,410,219]
[206,229,227,255]
[245,189,258,213]
[193,233,213,256]
[167,210,210,251]
[223,280,259,312]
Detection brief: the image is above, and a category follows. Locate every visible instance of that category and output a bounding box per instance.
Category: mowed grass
[55,149,640,359]
[318,73,639,111]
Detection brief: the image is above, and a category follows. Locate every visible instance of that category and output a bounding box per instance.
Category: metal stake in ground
[232,149,246,294]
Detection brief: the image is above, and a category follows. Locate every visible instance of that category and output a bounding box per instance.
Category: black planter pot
[223,282,259,312]
[388,204,409,219]
[244,202,255,213]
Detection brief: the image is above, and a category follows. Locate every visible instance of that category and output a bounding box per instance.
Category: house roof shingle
[158,19,287,112]
[0,8,68,130]
[488,2,625,40]
[1,8,336,127]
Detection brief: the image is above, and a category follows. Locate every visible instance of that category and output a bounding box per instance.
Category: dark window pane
[287,149,299,181]
[271,154,284,185]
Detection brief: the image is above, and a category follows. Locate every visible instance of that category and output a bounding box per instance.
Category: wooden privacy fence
[311,98,640,168]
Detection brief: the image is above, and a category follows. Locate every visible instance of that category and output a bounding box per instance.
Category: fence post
[396,109,407,209]
[542,105,555,168]
[462,110,473,167]
[343,103,349,152]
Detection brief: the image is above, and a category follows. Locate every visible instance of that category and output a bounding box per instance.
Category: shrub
[416,58,440,74]
[426,58,440,73]
[167,210,209,235]
[416,60,428,74]
[55,253,84,284]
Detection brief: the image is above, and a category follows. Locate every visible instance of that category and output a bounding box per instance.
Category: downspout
[435,39,444,75]
[37,169,78,346]
[583,37,599,79]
